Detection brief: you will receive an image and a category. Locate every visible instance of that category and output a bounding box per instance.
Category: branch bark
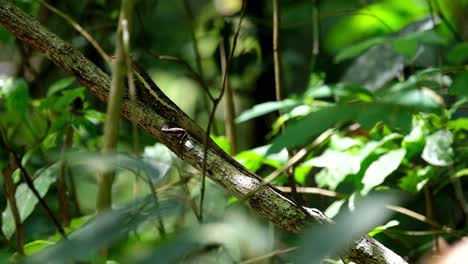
[0,1,407,263]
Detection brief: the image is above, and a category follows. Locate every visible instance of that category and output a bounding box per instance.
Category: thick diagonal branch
[0,1,407,263]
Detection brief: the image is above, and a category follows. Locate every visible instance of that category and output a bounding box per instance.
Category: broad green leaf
[51,87,85,111]
[269,104,356,153]
[422,130,453,166]
[2,163,59,239]
[368,220,399,237]
[449,72,468,97]
[47,77,75,96]
[306,150,360,190]
[448,118,468,132]
[447,42,468,65]
[361,149,406,195]
[235,99,299,123]
[399,166,434,193]
[334,37,386,63]
[392,37,418,59]
[2,78,29,113]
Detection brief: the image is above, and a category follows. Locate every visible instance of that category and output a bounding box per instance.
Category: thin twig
[199,0,247,221]
[240,247,297,264]
[35,0,110,61]
[237,129,333,204]
[220,37,238,155]
[7,147,67,238]
[385,205,448,230]
[276,186,346,198]
[310,0,320,72]
[57,122,74,226]
[2,153,24,255]
[175,164,201,222]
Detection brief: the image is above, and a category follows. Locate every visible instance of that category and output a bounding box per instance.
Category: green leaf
[449,72,468,97]
[235,99,299,123]
[269,104,357,153]
[24,240,55,255]
[2,163,59,239]
[306,150,360,190]
[361,149,406,195]
[23,197,180,263]
[2,78,29,113]
[447,42,468,65]
[47,77,75,96]
[51,87,85,111]
[335,37,386,63]
[402,116,426,159]
[422,130,454,166]
[392,37,418,59]
[399,166,434,193]
[368,220,399,237]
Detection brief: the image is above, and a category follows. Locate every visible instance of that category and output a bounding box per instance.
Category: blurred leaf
[448,118,468,132]
[142,144,174,181]
[422,130,453,166]
[23,197,179,263]
[293,193,399,263]
[65,151,165,183]
[447,42,468,65]
[368,220,399,237]
[449,71,468,97]
[46,77,75,96]
[2,163,59,239]
[335,37,386,63]
[2,78,29,113]
[361,149,406,195]
[392,37,418,59]
[236,99,299,123]
[211,135,231,154]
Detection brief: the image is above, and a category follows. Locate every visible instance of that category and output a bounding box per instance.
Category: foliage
[0,0,468,263]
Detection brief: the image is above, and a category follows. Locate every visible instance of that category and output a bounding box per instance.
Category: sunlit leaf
[324,199,346,219]
[2,78,29,113]
[422,130,453,166]
[236,99,299,123]
[2,163,59,239]
[361,149,406,195]
[399,166,434,193]
[305,150,359,190]
[368,220,399,237]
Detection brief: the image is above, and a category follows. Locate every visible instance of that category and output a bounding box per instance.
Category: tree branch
[0,1,407,263]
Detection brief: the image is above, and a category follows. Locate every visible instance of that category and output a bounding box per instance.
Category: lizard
[129,60,330,224]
